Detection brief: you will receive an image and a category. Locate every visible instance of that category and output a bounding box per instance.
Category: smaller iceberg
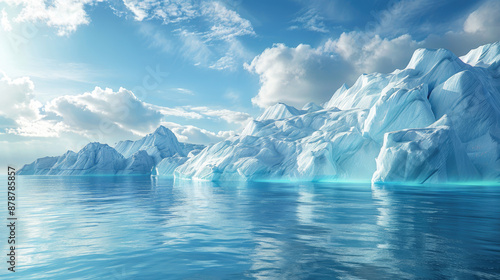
[18,126,203,176]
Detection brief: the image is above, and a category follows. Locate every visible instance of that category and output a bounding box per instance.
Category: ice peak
[153,125,174,136]
[460,41,500,67]
[257,103,304,121]
[302,102,322,112]
[324,83,350,108]
[338,83,348,92]
[406,48,460,72]
[82,142,111,151]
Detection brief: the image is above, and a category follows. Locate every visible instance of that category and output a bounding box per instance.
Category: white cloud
[124,0,253,41]
[291,9,328,33]
[151,105,203,119]
[0,73,66,137]
[176,29,214,66]
[45,87,164,139]
[123,0,197,23]
[425,0,500,55]
[1,8,12,31]
[209,38,253,71]
[0,0,101,36]
[1,0,254,70]
[188,106,252,125]
[172,87,194,95]
[8,119,67,138]
[201,1,254,41]
[1,75,248,145]
[245,43,354,108]
[127,0,254,70]
[161,121,235,144]
[122,0,151,21]
[463,1,499,34]
[323,32,420,74]
[139,23,173,53]
[0,73,39,121]
[247,0,500,109]
[372,0,437,37]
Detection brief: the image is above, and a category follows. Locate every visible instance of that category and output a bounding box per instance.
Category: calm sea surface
[1,176,499,279]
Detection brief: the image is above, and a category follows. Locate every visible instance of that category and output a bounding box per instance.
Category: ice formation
[176,42,500,183]
[19,42,500,183]
[18,126,203,176]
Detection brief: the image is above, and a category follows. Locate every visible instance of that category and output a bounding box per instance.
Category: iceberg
[176,42,500,183]
[18,42,500,183]
[115,125,186,163]
[19,143,128,175]
[18,126,204,176]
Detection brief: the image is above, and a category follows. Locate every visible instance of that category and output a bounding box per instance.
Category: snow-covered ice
[19,42,500,183]
[19,126,203,176]
[176,42,500,183]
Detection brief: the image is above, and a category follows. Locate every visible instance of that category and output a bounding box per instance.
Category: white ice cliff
[175,42,500,183]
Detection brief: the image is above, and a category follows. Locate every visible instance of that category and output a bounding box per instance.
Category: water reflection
[1,177,499,279]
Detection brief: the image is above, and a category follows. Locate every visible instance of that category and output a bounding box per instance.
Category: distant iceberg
[18,126,203,176]
[19,42,500,183]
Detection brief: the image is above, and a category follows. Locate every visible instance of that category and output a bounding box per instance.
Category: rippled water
[1,176,500,279]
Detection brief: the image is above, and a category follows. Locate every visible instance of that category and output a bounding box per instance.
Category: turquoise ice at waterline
[1,176,499,279]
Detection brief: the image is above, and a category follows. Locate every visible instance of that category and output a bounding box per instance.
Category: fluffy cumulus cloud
[1,75,249,145]
[0,0,101,36]
[245,43,354,108]
[425,0,500,55]
[45,87,164,138]
[248,0,500,109]
[0,73,65,137]
[323,32,420,74]
[463,1,500,35]
[0,73,38,120]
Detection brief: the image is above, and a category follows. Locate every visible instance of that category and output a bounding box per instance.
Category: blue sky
[1,0,500,167]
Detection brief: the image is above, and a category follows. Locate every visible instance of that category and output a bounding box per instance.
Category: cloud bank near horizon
[0,73,250,146]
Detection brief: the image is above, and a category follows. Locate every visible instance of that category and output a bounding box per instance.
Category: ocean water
[1,176,500,279]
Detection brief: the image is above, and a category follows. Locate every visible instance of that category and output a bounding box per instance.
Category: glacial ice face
[155,156,189,176]
[363,85,435,144]
[429,70,500,179]
[372,124,480,183]
[18,156,59,175]
[176,43,500,183]
[460,41,500,67]
[175,108,380,181]
[122,150,155,175]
